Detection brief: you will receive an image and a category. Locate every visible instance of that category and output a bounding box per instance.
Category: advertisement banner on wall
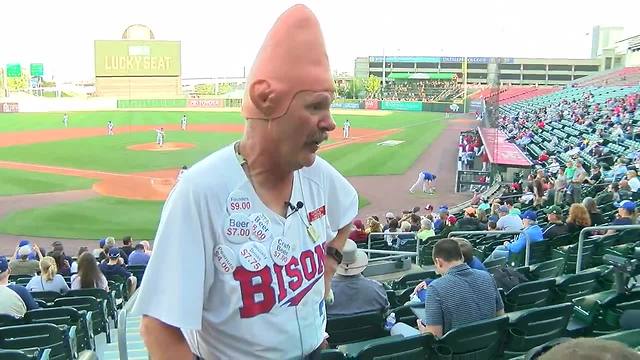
[381,101,422,112]
[187,99,224,108]
[331,101,361,109]
[0,103,19,113]
[364,99,379,110]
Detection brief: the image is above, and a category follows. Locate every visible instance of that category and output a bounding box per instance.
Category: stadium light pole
[382,48,386,98]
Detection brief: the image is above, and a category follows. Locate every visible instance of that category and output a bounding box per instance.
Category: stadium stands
[572,67,640,87]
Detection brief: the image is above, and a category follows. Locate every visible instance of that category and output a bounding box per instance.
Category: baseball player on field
[342,119,350,139]
[133,5,357,359]
[107,120,114,135]
[409,170,437,194]
[155,127,165,147]
[181,114,188,130]
[63,113,68,128]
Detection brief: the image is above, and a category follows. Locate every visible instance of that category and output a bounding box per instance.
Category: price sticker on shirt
[227,190,252,214]
[249,212,272,243]
[238,242,270,272]
[224,213,252,244]
[213,245,237,274]
[270,236,295,266]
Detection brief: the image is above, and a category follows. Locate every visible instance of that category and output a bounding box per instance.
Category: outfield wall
[333,99,464,113]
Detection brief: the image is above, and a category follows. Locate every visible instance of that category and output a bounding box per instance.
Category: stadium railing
[366,232,421,262]
[449,230,530,264]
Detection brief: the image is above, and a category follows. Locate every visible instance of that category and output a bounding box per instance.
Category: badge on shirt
[213,245,237,274]
[270,236,295,266]
[238,242,270,272]
[307,205,326,223]
[224,213,252,244]
[249,212,272,243]
[227,190,252,214]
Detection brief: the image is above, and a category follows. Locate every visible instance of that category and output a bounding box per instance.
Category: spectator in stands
[396,221,414,247]
[25,256,69,294]
[99,248,137,297]
[12,240,38,261]
[383,212,395,231]
[609,200,636,229]
[326,240,388,317]
[626,170,640,192]
[487,215,498,230]
[100,236,129,264]
[566,203,592,233]
[121,236,135,257]
[365,216,382,235]
[542,205,568,239]
[92,238,107,258]
[384,219,399,246]
[470,190,482,206]
[409,214,421,232]
[569,160,588,203]
[49,241,73,266]
[619,180,634,200]
[140,240,153,255]
[454,207,484,231]
[70,246,88,274]
[597,182,620,205]
[424,204,434,218]
[440,216,457,238]
[348,219,368,243]
[547,157,560,175]
[583,197,605,226]
[487,210,544,261]
[71,252,108,291]
[417,218,435,242]
[391,239,503,338]
[538,338,640,360]
[128,243,151,266]
[0,256,38,316]
[454,238,487,271]
[565,160,576,180]
[434,208,449,233]
[496,205,523,231]
[9,244,42,276]
[49,251,71,277]
[538,150,550,163]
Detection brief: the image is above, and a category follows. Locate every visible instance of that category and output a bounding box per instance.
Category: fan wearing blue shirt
[486,210,544,261]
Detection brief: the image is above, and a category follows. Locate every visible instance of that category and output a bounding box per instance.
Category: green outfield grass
[0,197,164,240]
[0,168,95,195]
[0,110,446,239]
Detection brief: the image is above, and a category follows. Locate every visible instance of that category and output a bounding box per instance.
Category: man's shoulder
[174,144,239,192]
[300,156,351,188]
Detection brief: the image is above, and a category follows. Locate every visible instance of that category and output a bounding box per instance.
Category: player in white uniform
[133,6,358,360]
[342,119,350,139]
[107,121,114,135]
[63,113,68,128]
[181,114,188,130]
[155,127,165,147]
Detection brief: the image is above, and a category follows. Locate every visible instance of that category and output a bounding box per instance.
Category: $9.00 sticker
[238,242,270,272]
[249,213,272,242]
[224,213,252,244]
[270,236,295,266]
[213,245,236,274]
[227,190,252,214]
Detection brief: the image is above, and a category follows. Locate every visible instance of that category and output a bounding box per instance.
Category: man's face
[270,91,335,169]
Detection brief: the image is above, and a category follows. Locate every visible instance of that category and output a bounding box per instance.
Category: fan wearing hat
[0,255,40,317]
[606,200,637,235]
[99,248,137,298]
[486,210,544,262]
[134,5,358,360]
[326,240,388,317]
[9,242,43,276]
[542,205,568,240]
[495,205,524,232]
[454,207,484,232]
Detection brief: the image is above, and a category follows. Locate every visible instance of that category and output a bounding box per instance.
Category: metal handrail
[117,290,140,360]
[367,232,421,263]
[576,224,640,274]
[449,230,531,265]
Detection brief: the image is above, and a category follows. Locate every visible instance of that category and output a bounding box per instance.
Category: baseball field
[0,110,449,241]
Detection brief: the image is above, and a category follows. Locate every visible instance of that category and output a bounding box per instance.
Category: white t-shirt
[132,144,358,359]
[629,177,640,192]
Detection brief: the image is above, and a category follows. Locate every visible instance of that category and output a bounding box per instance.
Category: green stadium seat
[503,278,555,312]
[0,323,75,360]
[525,258,566,280]
[552,237,598,273]
[429,316,509,360]
[0,313,24,327]
[597,329,640,350]
[354,334,433,360]
[326,311,386,347]
[66,288,118,328]
[483,257,507,273]
[391,270,436,291]
[30,291,63,305]
[392,304,419,326]
[503,303,573,358]
[52,296,111,343]
[24,306,95,351]
[552,268,601,303]
[319,349,345,360]
[0,349,50,360]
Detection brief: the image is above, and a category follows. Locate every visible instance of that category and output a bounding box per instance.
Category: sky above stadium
[1,0,639,82]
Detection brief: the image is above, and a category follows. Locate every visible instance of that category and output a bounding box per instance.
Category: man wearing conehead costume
[133,5,358,360]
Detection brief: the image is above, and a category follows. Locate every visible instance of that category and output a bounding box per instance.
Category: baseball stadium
[1,2,640,359]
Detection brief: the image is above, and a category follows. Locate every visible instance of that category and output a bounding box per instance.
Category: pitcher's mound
[127,142,195,151]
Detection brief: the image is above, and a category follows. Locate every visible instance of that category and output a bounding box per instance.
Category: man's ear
[249,79,277,117]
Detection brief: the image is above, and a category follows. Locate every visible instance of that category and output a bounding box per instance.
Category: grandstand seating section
[469,86,560,105]
[573,67,640,88]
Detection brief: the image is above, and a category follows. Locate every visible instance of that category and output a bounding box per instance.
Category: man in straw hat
[326,240,389,317]
[134,5,358,360]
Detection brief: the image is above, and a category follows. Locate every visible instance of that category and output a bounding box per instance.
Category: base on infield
[127,142,196,152]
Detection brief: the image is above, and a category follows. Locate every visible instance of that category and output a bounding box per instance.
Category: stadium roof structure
[477,127,532,167]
